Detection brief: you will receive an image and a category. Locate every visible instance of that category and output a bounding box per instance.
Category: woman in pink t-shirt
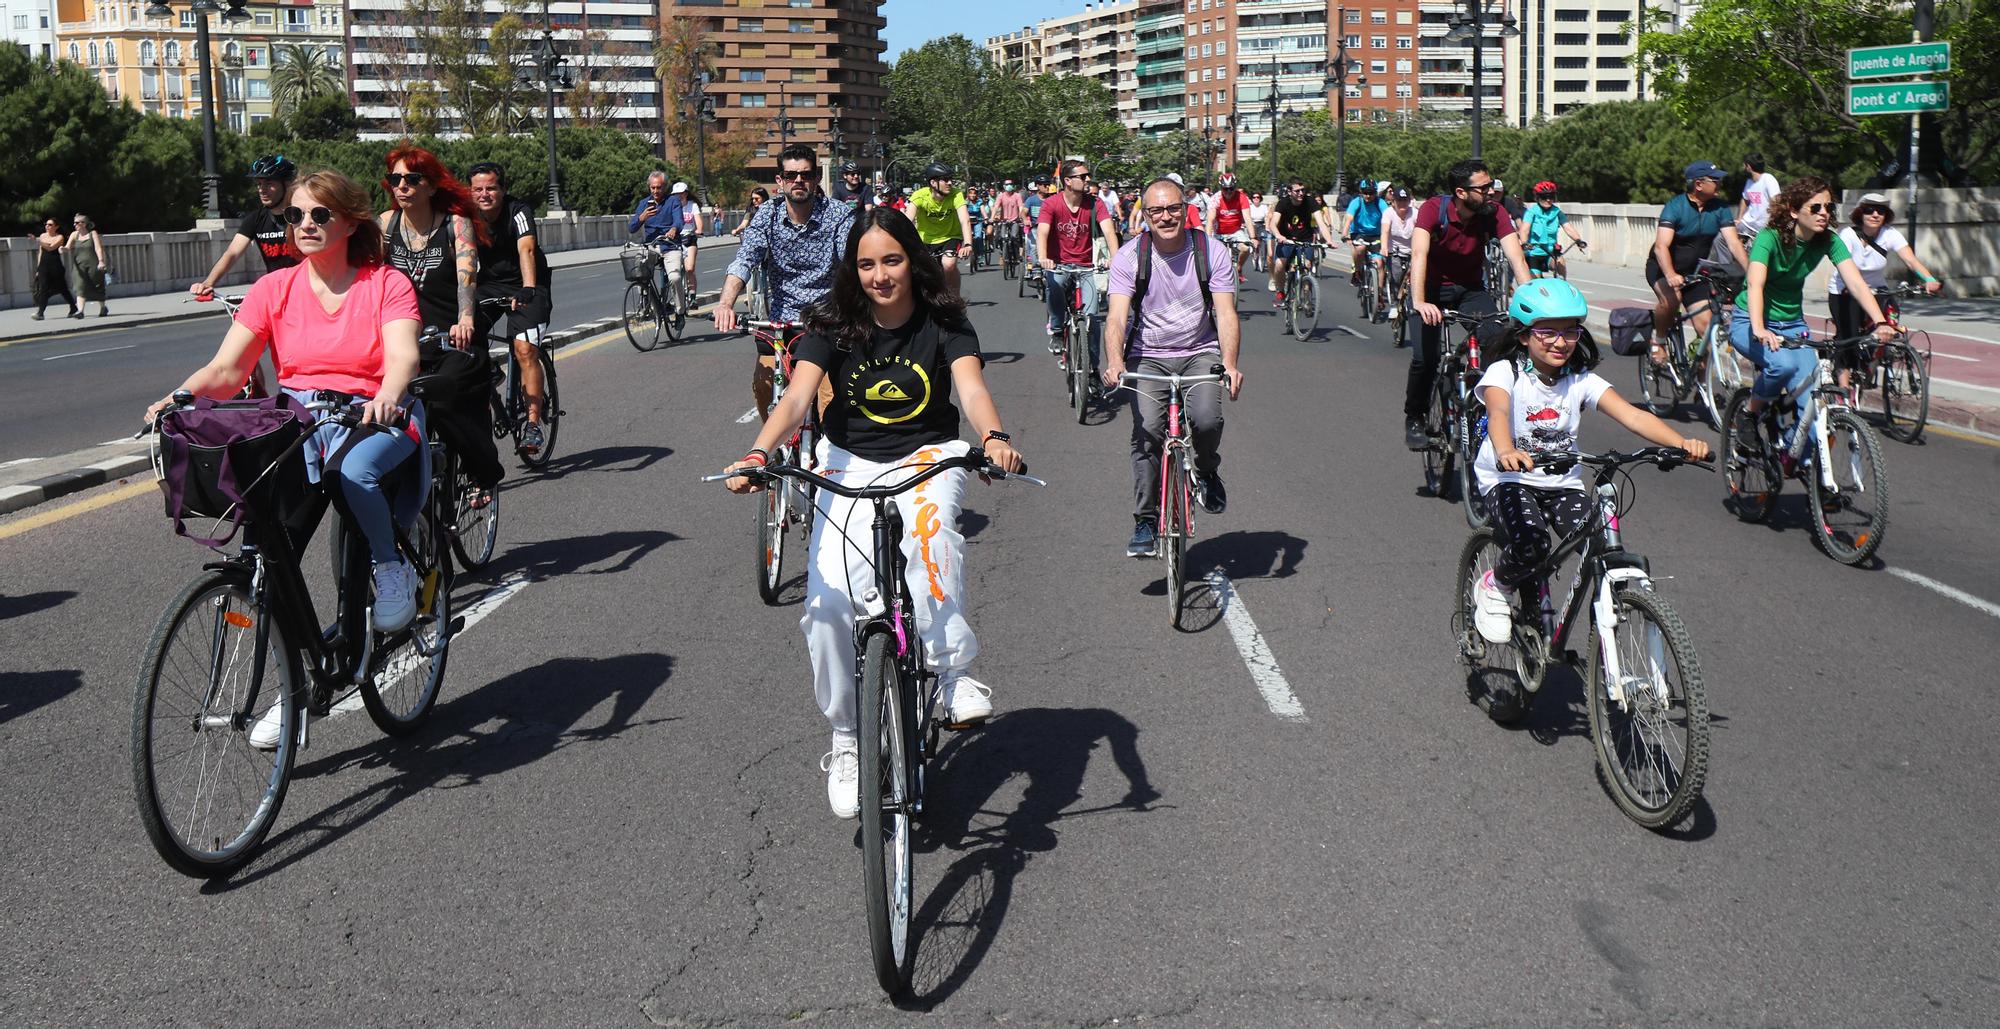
[149,170,427,633]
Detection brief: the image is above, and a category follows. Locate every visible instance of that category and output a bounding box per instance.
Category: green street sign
[1847,81,1949,116]
[1848,42,1950,80]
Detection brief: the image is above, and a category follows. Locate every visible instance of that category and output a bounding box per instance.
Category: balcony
[1136,57,1182,77]
[1136,80,1182,100]
[1136,34,1181,57]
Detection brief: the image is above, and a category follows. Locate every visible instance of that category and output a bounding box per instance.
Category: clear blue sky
[883,0,1098,63]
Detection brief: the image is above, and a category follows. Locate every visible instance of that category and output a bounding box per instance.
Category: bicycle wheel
[623,283,663,352]
[1436,383,1462,503]
[857,630,916,995]
[1452,529,1530,724]
[1069,316,1090,424]
[517,348,560,470]
[361,491,452,736]
[1809,408,1890,566]
[1877,342,1929,443]
[1457,397,1489,529]
[1637,350,1676,417]
[1291,276,1319,340]
[1420,383,1448,498]
[132,569,299,877]
[755,464,788,605]
[1720,388,1781,523]
[1586,586,1709,829]
[449,455,499,571]
[1390,293,1408,348]
[1162,451,1188,628]
[1356,267,1375,321]
[663,278,686,343]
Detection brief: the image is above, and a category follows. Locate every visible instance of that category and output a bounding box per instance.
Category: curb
[0,453,152,517]
[0,307,229,347]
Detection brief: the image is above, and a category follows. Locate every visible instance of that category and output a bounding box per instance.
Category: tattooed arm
[450,213,479,349]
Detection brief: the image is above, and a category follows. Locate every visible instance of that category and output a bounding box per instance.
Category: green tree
[286,92,361,142]
[269,42,344,118]
[0,46,140,228]
[405,0,535,136]
[884,35,987,175]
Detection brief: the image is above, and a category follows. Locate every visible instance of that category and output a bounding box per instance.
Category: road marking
[0,479,153,541]
[1887,568,2000,621]
[42,345,136,361]
[1203,569,1307,722]
[1336,324,1365,338]
[329,572,533,716]
[1,457,38,468]
[1930,351,1978,363]
[735,408,758,423]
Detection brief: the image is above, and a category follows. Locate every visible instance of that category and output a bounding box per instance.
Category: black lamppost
[1324,28,1365,198]
[1442,0,1518,159]
[681,58,715,208]
[1264,56,1280,196]
[526,0,572,211]
[866,117,885,183]
[146,0,244,221]
[829,98,845,158]
[766,82,797,149]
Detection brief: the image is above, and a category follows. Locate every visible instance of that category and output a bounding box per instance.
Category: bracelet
[742,450,768,467]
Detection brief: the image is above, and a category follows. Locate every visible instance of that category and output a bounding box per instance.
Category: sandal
[466,487,495,510]
[1647,342,1669,368]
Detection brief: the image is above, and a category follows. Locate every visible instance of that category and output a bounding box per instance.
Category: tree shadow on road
[894,706,1164,1010]
[0,669,84,726]
[482,529,682,581]
[205,652,677,891]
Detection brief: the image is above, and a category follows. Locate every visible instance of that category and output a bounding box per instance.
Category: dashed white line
[1203,569,1307,722]
[42,345,135,361]
[735,407,759,423]
[1,457,39,468]
[1336,324,1366,338]
[329,572,532,716]
[1887,568,2000,621]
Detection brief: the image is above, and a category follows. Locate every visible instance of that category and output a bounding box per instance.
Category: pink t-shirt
[234,262,421,397]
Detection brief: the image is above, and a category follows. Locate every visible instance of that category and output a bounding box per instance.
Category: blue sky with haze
[882,0,1102,63]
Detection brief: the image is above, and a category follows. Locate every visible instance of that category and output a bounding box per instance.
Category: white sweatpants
[803,438,978,736]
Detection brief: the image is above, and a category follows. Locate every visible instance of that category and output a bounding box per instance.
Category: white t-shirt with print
[1474,358,1614,493]
[1738,172,1781,235]
[1827,225,1907,295]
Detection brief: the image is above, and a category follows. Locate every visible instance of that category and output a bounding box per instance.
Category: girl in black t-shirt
[724,208,1024,820]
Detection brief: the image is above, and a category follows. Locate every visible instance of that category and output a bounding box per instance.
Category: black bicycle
[622,240,688,351]
[133,390,458,877]
[480,299,563,473]
[999,223,1025,281]
[1419,308,1510,529]
[1452,448,1712,829]
[704,450,1045,996]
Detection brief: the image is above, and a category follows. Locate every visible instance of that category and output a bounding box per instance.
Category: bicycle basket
[154,394,312,547]
[621,248,661,283]
[1608,307,1655,357]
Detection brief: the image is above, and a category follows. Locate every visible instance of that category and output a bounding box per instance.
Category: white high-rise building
[2,0,59,61]
[1505,0,1671,125]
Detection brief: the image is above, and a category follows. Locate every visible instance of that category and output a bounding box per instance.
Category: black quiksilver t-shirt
[236,206,300,271]
[793,306,982,461]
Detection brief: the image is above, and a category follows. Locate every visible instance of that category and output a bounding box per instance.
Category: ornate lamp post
[681,58,716,208]
[1441,0,1518,159]
[145,0,246,221]
[1323,26,1365,198]
[525,0,573,211]
[1264,56,1280,196]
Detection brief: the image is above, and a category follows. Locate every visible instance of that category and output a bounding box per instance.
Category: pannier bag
[153,394,313,547]
[1608,307,1656,357]
[621,248,661,283]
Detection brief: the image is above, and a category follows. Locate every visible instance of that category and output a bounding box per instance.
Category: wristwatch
[984,430,1011,444]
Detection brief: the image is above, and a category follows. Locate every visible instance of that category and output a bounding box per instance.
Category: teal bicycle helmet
[1508,278,1589,326]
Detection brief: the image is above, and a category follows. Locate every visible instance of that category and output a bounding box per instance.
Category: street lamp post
[866,117,885,183]
[766,82,796,150]
[146,0,243,222]
[1323,24,1365,199]
[1442,0,1518,159]
[681,69,715,211]
[528,0,573,212]
[1264,56,1280,196]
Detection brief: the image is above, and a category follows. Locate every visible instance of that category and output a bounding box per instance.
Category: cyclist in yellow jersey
[909,162,974,294]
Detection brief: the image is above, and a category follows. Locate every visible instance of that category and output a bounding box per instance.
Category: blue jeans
[1043,267,1101,372]
[292,389,431,565]
[1729,314,1814,403]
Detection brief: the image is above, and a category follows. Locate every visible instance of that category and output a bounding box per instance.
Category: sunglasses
[1461,182,1494,194]
[777,169,815,181]
[1529,326,1585,343]
[384,172,426,187]
[282,205,334,226]
[1805,202,1837,215]
[1858,205,1889,217]
[1143,205,1184,219]
[1068,173,1092,181]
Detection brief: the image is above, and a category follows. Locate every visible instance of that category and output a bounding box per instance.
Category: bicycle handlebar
[703,448,1047,495]
[1118,364,1228,389]
[746,319,803,331]
[188,294,245,312]
[1529,447,1713,476]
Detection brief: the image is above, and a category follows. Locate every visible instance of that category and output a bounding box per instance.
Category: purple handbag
[154,394,313,547]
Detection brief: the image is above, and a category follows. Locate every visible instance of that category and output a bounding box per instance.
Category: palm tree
[269,43,344,118]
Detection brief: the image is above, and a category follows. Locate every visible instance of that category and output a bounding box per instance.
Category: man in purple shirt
[1102,177,1244,558]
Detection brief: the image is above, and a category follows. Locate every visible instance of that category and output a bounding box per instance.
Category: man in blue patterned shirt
[716,144,857,417]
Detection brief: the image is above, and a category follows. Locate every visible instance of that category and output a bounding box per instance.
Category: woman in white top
[1381,186,1421,324]
[1248,193,1271,270]
[1826,192,1942,340]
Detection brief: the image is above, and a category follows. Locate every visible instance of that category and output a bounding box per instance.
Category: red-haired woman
[378,145,487,350]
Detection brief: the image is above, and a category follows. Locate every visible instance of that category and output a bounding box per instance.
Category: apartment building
[3,0,58,60]
[986,24,1042,77]
[54,0,344,132]
[1038,0,1138,129]
[1327,2,1422,127]
[1416,0,1505,124]
[1132,0,1183,138]
[1506,0,1658,124]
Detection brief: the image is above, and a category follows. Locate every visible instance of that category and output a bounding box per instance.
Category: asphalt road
[3,254,1998,1027]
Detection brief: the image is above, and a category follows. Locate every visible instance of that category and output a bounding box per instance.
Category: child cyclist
[1469,280,1710,644]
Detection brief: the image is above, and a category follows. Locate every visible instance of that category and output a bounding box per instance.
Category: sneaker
[1127,519,1158,558]
[517,422,545,455]
[820,738,859,819]
[371,559,418,633]
[1404,417,1430,451]
[247,702,286,750]
[30,312,43,321]
[1274,291,1285,308]
[941,672,994,727]
[1197,471,1227,514]
[1473,569,1516,645]
[1350,269,1364,286]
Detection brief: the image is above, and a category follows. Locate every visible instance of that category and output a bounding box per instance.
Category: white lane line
[1887,568,2000,621]
[1336,324,1366,338]
[1,457,39,468]
[329,572,532,716]
[1929,350,1978,363]
[735,407,758,423]
[1203,569,1307,722]
[43,345,136,361]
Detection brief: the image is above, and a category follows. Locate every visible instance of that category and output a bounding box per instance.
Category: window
[1395,83,1411,98]
[1370,83,1386,98]
[140,40,155,66]
[1395,59,1410,72]
[792,43,813,58]
[254,11,271,24]
[1217,87,1228,102]
[789,19,811,32]
[1216,40,1226,55]
[1597,79,1629,91]
[1202,67,1212,80]
[1554,80,1587,93]
[1554,55,1587,69]
[1599,9,1626,20]
[166,74,184,99]
[179,10,194,27]
[165,40,180,64]
[790,0,812,5]
[792,67,812,81]
[793,95,815,107]
[1597,55,1627,68]
[1397,36,1411,49]
[742,94,767,106]
[1554,9,1588,21]
[140,68,158,99]
[1201,43,1211,57]
[1344,34,1360,47]
[88,41,100,65]
[739,18,763,30]
[1201,0,1210,8]
[1347,108,1361,122]
[1344,9,1359,22]
[69,42,80,62]
[1344,84,1360,98]
[741,69,765,80]
[1370,60,1385,73]
[1398,10,1413,23]
[1371,35,1386,48]
[1596,32,1627,45]
[1371,9,1387,23]
[1553,33,1586,45]
[1187,1,1196,11]
[1217,66,1226,79]
[285,8,307,30]
[11,15,25,28]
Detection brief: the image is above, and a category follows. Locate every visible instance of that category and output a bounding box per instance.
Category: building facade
[3,0,59,60]
[1505,0,1658,125]
[1132,0,1183,139]
[985,23,1042,77]
[1037,0,1137,128]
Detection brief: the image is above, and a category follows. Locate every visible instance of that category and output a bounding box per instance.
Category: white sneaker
[821,738,859,819]
[1473,569,1516,645]
[941,673,994,727]
[371,560,417,633]
[247,702,285,750]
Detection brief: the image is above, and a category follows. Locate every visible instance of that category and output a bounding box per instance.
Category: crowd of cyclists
[139,140,1949,829]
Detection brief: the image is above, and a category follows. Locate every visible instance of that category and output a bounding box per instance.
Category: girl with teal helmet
[1467,278,1711,646]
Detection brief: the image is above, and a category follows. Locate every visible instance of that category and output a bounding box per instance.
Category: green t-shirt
[909,186,968,245]
[1736,227,1851,322]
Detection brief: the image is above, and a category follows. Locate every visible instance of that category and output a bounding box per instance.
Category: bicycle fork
[1586,487,1667,710]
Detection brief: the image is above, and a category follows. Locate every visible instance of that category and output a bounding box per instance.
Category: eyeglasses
[1529,326,1585,343]
[1461,182,1494,194]
[1143,205,1184,219]
[1858,206,1888,217]
[384,173,426,187]
[1067,172,1092,181]
[1805,202,1837,215]
[282,206,334,226]
[777,169,815,182]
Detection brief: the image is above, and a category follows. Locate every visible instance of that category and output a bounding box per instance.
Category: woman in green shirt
[1730,177,1894,416]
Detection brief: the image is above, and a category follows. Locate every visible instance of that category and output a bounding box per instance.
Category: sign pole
[1908,0,1934,248]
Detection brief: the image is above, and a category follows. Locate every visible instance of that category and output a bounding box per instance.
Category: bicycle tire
[1162,452,1189,628]
[1878,342,1929,443]
[448,453,499,571]
[1636,352,1676,417]
[1436,380,1461,503]
[1069,314,1090,424]
[360,486,452,736]
[1457,397,1489,529]
[1720,388,1781,523]
[1586,585,1709,829]
[517,348,560,470]
[756,463,788,605]
[1809,407,1889,566]
[663,278,686,343]
[1452,529,1530,724]
[1292,276,1318,340]
[858,630,916,995]
[1356,266,1375,321]
[132,569,299,877]
[623,283,664,352]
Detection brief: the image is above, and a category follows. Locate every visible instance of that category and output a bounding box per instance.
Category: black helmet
[247,154,297,181]
[841,161,859,174]
[923,161,952,181]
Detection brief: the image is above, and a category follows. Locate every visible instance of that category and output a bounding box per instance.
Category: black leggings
[1404,285,1498,419]
[1487,483,1591,590]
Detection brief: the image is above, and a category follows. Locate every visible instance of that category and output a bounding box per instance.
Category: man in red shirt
[1036,159,1121,376]
[1206,171,1256,286]
[1405,158,1531,450]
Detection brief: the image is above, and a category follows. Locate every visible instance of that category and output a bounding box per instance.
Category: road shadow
[1731,495,1887,571]
[896,706,1163,1010]
[536,445,673,477]
[206,652,677,890]
[0,590,75,621]
[483,529,681,581]
[1185,531,1308,580]
[0,668,85,726]
[980,351,1024,365]
[958,509,989,540]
